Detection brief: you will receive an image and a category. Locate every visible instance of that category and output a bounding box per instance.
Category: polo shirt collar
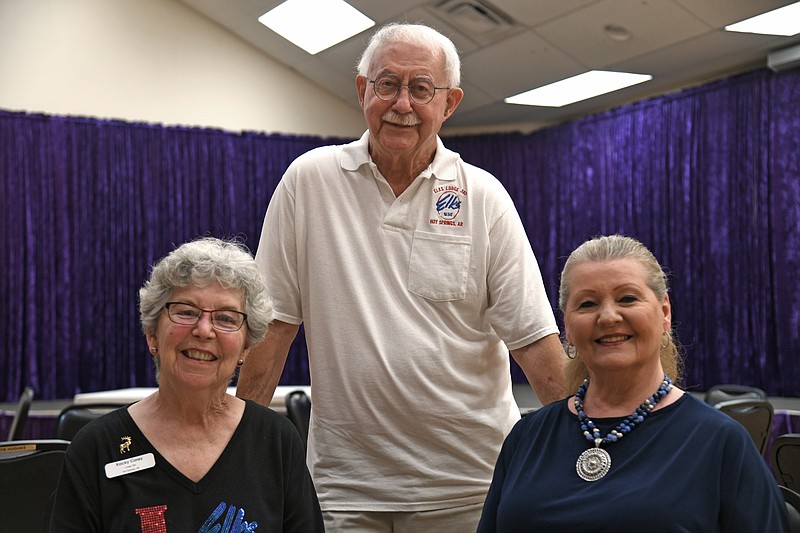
[341,130,459,182]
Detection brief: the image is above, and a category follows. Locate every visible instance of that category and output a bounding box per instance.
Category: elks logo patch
[430,185,466,227]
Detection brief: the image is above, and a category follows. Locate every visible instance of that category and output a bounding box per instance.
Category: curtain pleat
[1,67,799,401]
[1,115,340,400]
[445,68,800,395]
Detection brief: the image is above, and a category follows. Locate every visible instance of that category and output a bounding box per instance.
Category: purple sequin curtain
[0,114,344,402]
[1,67,799,402]
[446,68,800,396]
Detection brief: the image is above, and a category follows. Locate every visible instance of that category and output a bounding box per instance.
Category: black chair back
[773,434,800,492]
[0,439,69,533]
[705,384,767,406]
[7,386,34,440]
[715,398,774,454]
[285,389,311,447]
[54,403,122,441]
[780,485,800,533]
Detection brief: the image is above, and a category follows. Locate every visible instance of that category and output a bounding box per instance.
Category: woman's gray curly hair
[139,237,273,349]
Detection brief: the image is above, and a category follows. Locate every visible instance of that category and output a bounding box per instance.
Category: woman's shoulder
[64,406,136,460]
[242,399,296,431]
[239,400,307,454]
[661,393,758,445]
[242,398,281,416]
[513,398,572,434]
[671,392,746,424]
[69,405,131,438]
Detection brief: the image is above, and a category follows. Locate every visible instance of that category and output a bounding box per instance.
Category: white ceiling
[177,0,800,132]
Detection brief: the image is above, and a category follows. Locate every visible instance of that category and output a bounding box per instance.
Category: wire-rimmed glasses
[164,302,247,332]
[368,75,450,105]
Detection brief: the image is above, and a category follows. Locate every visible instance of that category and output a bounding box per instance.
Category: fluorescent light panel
[505,70,652,108]
[725,2,800,36]
[258,0,374,55]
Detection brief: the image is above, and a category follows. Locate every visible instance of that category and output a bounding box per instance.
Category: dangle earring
[661,332,670,349]
[566,343,578,359]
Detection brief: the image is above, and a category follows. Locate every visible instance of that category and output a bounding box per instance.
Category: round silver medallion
[576,447,611,481]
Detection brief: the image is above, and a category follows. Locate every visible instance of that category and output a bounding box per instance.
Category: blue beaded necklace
[574,374,673,481]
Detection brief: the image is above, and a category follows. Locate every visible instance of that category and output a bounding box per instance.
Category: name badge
[105,453,156,479]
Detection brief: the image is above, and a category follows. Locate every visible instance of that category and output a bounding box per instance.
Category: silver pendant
[576,447,611,481]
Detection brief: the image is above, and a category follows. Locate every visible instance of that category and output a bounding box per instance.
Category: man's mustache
[382,111,421,126]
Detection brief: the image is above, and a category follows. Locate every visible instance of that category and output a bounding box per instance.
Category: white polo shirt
[256,131,558,511]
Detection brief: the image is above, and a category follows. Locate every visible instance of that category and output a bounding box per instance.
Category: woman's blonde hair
[558,235,683,393]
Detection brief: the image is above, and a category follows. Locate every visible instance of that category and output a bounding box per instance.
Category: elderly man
[238,22,566,531]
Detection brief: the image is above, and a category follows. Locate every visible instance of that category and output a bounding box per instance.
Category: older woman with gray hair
[50,237,323,532]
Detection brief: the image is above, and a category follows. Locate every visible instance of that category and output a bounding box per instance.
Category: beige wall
[0,0,366,138]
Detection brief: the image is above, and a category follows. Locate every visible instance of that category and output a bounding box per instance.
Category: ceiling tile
[496,0,596,26]
[176,0,800,131]
[452,78,496,113]
[615,30,794,81]
[462,30,586,99]
[534,0,711,67]
[672,0,798,28]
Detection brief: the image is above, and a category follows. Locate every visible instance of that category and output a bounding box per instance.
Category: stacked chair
[6,386,34,440]
[780,484,800,533]
[285,389,311,450]
[53,403,123,440]
[0,439,70,532]
[773,434,800,491]
[1,387,67,531]
[707,384,774,455]
[1,389,124,532]
[714,398,774,455]
[706,384,800,531]
[704,384,767,406]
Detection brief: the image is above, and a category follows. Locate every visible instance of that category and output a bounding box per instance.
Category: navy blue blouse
[478,393,788,532]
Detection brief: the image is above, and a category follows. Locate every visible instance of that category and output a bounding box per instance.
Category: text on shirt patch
[430,186,466,227]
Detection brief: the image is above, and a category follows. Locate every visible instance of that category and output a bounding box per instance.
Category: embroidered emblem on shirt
[430,186,466,227]
[120,435,132,454]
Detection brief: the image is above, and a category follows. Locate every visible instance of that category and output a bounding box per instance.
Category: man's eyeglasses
[368,75,450,105]
[164,302,247,332]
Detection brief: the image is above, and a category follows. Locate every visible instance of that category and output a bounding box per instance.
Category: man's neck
[370,148,435,196]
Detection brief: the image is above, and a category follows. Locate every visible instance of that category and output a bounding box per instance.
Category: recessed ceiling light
[258,0,375,55]
[505,70,653,107]
[725,2,800,36]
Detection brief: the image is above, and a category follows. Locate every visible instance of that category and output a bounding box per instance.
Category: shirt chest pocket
[408,230,472,301]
